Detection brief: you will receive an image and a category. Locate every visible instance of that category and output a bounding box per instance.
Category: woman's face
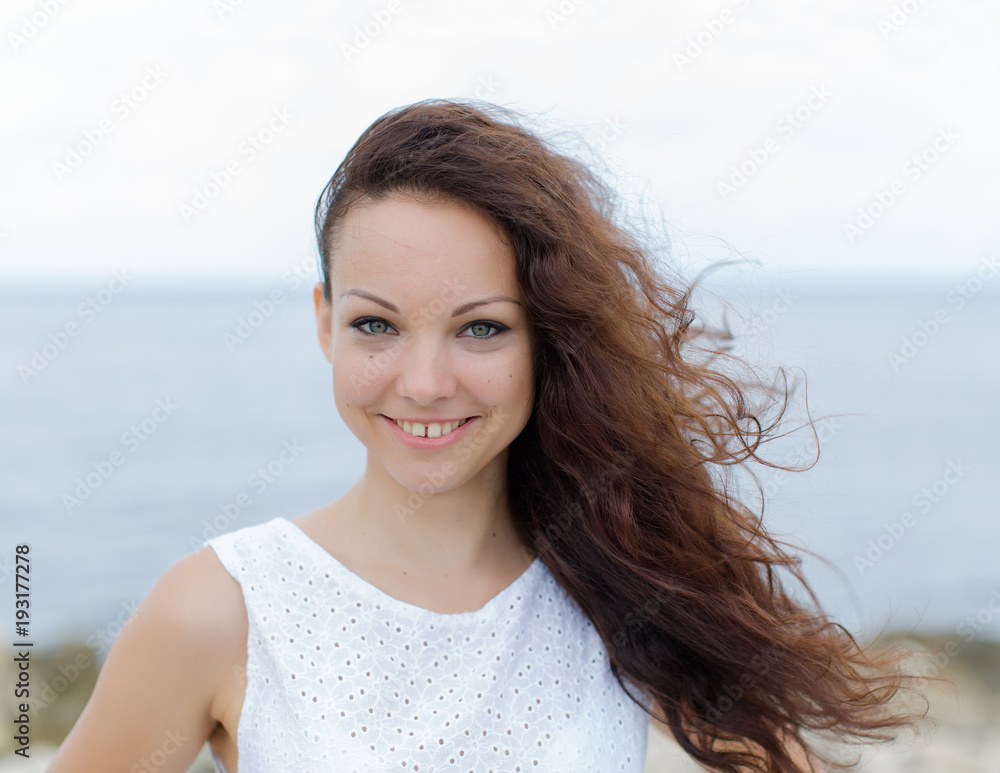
[314,193,536,496]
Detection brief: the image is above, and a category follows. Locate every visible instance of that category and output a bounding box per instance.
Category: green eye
[350,317,395,336]
[462,320,510,339]
[349,317,509,339]
[468,322,497,337]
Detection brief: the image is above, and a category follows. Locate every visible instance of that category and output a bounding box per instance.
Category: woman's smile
[381,413,479,448]
[383,415,475,437]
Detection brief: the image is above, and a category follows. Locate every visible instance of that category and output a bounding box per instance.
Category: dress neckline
[273,516,541,622]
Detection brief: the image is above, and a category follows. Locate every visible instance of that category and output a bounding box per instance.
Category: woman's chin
[376,457,488,502]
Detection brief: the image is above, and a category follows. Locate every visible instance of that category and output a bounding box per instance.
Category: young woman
[50,99,924,772]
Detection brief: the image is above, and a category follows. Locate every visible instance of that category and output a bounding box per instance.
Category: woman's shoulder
[183,545,249,727]
[155,543,250,726]
[46,540,250,770]
[137,543,249,688]
[121,541,251,704]
[165,542,249,639]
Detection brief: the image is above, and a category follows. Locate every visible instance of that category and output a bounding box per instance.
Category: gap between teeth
[394,417,470,438]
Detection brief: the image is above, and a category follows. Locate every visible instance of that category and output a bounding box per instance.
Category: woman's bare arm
[48,545,247,773]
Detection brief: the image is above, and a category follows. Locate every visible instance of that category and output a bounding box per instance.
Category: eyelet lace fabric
[205,516,652,772]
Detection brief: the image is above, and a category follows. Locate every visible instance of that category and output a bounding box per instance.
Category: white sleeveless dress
[204,516,652,772]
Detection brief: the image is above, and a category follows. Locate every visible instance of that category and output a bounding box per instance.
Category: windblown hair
[313,99,927,772]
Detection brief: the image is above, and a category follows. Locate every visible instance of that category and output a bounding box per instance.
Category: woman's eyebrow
[339,289,522,317]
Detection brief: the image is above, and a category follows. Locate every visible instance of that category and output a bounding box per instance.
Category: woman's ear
[314,282,333,365]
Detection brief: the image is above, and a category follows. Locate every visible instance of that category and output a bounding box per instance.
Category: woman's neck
[332,461,532,582]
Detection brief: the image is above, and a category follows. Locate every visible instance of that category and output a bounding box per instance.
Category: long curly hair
[313,98,928,772]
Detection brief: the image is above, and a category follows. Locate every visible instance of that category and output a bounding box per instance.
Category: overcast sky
[2,0,998,288]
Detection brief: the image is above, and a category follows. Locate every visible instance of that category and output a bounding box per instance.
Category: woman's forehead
[338,195,506,249]
[330,196,521,295]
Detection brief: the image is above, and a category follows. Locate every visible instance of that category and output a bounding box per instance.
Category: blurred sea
[2,271,999,656]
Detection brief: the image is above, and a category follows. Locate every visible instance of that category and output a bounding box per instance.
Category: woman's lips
[381,414,478,447]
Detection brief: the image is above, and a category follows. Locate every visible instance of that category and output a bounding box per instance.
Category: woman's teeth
[393,417,470,438]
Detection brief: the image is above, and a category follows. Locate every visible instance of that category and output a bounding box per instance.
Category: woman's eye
[465,321,505,338]
[350,317,395,336]
[349,317,508,339]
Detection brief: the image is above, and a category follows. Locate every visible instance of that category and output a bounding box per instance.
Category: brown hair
[313,98,928,772]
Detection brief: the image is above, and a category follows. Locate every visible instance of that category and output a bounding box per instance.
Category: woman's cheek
[333,347,363,402]
[337,345,400,404]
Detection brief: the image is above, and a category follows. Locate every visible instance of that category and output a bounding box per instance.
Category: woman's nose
[394,333,457,403]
